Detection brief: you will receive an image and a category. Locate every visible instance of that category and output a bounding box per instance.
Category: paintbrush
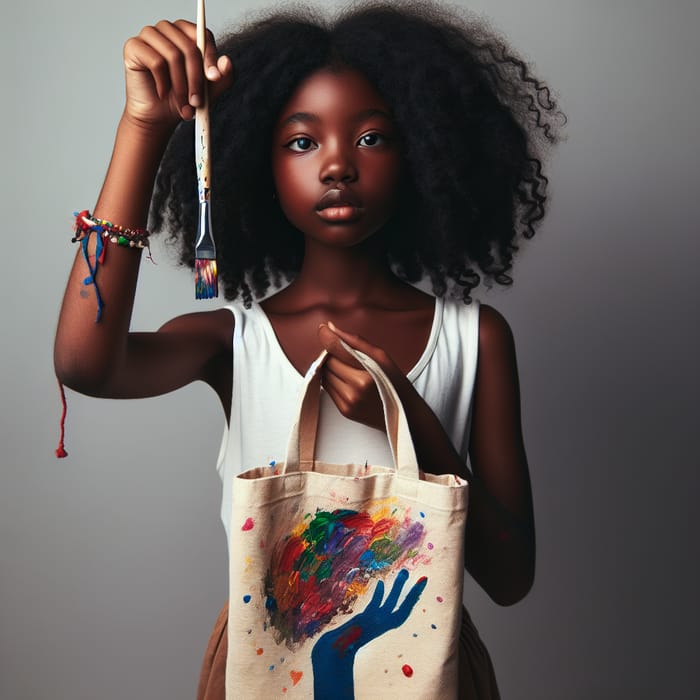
[194,0,218,298]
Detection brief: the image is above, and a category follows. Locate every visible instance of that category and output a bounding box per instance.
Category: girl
[55,2,563,697]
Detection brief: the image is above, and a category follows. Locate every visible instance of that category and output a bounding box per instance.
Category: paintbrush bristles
[195,259,218,299]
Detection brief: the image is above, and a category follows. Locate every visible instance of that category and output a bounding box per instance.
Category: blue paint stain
[412,633,418,637]
[419,511,425,518]
[431,623,437,629]
[243,594,251,604]
[269,665,275,671]
[269,460,276,467]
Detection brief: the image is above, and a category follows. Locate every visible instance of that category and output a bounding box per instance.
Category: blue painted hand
[311,569,427,699]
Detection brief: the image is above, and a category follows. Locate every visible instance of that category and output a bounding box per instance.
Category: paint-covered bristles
[195,258,218,299]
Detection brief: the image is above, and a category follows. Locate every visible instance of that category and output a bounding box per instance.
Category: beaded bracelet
[73,210,151,250]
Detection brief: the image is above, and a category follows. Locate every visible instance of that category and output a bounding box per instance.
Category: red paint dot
[436,596,443,603]
[256,648,264,655]
[241,517,255,531]
[402,664,414,678]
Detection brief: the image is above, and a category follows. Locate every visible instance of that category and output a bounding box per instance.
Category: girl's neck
[283,236,402,310]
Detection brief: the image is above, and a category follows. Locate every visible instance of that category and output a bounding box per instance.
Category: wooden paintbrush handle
[195,0,210,196]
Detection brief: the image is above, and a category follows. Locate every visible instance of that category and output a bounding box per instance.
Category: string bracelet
[71,210,154,323]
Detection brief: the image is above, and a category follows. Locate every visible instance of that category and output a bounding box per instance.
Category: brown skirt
[196,601,500,700]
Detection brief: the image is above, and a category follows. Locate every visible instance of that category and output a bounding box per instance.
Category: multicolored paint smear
[264,501,428,648]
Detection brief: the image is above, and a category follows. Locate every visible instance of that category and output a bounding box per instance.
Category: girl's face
[271,67,402,248]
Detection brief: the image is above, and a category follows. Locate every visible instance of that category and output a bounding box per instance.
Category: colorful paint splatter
[264,502,428,648]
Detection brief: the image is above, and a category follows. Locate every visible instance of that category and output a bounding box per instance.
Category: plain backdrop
[1,0,698,698]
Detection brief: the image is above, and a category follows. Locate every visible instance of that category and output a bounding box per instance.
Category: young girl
[55,2,562,697]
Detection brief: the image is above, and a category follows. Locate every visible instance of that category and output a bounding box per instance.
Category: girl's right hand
[122,19,233,133]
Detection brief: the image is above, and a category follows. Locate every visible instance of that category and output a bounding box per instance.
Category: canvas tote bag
[226,344,469,699]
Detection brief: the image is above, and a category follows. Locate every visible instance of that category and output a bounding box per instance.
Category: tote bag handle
[282,341,420,480]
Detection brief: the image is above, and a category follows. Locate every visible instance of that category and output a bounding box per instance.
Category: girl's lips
[315,187,362,211]
[315,205,363,222]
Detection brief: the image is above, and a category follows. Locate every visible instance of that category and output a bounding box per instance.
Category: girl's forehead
[275,67,393,126]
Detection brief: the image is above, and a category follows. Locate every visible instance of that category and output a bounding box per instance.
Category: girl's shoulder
[158,307,235,348]
[470,303,519,387]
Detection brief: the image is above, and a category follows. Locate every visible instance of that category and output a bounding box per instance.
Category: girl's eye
[286,137,316,152]
[358,133,385,147]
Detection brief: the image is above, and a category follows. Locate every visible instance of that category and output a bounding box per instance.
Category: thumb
[206,54,235,103]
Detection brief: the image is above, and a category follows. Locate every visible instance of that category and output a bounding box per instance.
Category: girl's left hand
[317,322,403,432]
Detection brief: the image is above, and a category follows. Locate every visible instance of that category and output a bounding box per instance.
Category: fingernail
[206,65,220,80]
[189,94,201,107]
[181,105,195,121]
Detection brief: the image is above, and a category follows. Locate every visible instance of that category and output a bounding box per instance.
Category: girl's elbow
[488,567,535,607]
[54,350,112,396]
[472,548,535,606]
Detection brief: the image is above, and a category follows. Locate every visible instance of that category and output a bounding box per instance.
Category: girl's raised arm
[54,20,233,400]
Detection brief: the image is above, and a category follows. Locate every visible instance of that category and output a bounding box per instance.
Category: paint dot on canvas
[241,517,255,531]
[402,664,414,678]
[243,595,251,604]
[412,633,418,637]
[427,542,434,550]
[290,670,303,686]
[419,512,425,518]
[436,596,443,603]
[269,665,275,671]
[256,648,264,655]
[431,624,437,629]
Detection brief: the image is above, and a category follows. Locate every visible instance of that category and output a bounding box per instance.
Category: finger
[393,574,428,626]
[324,356,370,385]
[322,360,379,410]
[382,568,409,612]
[208,54,235,104]
[123,36,172,101]
[318,324,363,369]
[326,321,389,366]
[172,20,234,100]
[364,579,385,612]
[320,373,351,416]
[155,20,206,107]
[136,24,193,113]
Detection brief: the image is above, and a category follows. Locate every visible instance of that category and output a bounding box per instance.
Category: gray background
[2,0,698,698]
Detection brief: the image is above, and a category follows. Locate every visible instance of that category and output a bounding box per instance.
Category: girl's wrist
[117,111,178,153]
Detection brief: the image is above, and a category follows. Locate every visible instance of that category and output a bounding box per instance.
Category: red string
[56,378,68,458]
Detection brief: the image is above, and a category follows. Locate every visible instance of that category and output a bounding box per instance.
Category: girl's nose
[319,143,358,184]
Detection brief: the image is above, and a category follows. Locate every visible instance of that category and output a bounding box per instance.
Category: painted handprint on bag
[311,568,427,699]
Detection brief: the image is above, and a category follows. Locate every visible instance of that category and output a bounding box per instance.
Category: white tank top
[216,296,480,541]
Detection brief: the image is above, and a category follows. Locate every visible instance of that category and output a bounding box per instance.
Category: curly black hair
[151,0,565,304]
